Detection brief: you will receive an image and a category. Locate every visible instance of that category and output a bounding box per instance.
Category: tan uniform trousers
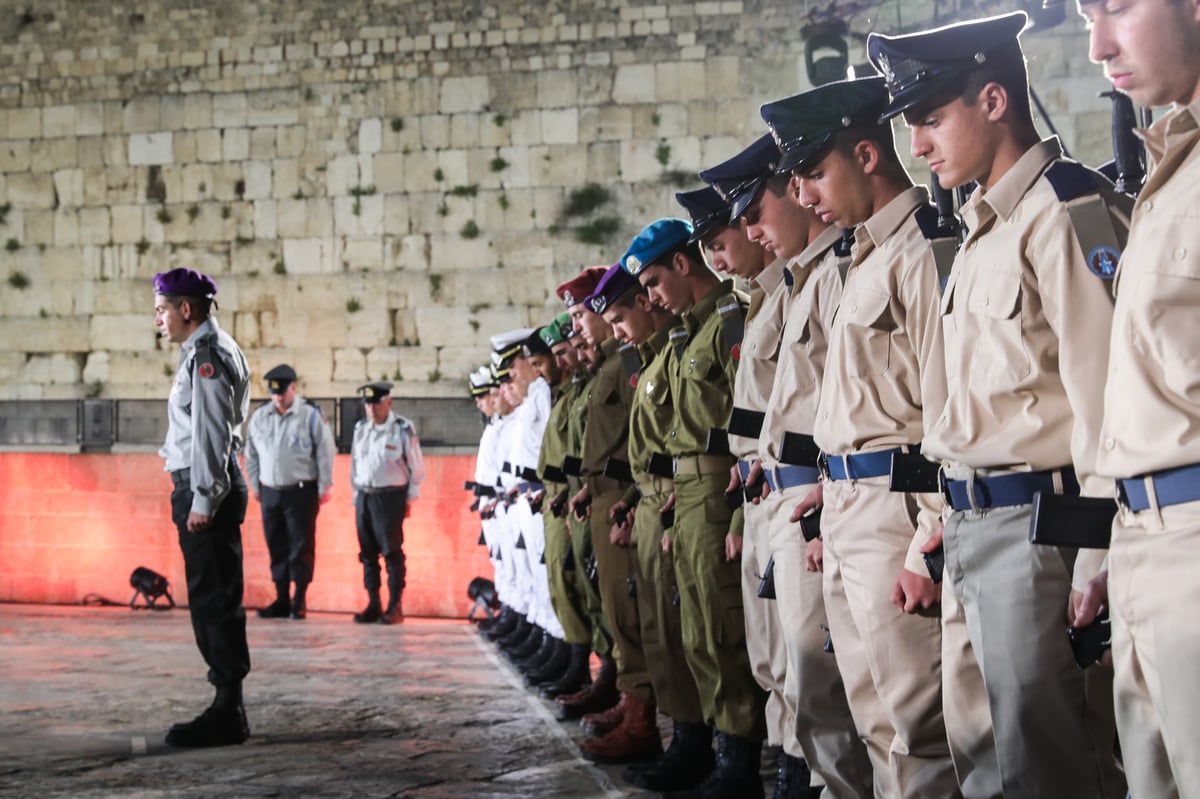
[742,497,801,755]
[543,480,592,646]
[1110,499,1200,799]
[634,478,703,723]
[822,477,959,799]
[673,471,768,739]
[587,476,650,702]
[941,498,1125,799]
[766,485,873,799]
[568,475,612,659]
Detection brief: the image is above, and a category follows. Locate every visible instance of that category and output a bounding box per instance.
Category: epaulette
[782,267,794,289]
[716,291,747,362]
[914,203,959,292]
[191,333,225,380]
[619,343,643,381]
[1043,160,1126,281]
[833,228,855,285]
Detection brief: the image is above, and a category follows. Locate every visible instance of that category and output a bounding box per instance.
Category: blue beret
[675,186,730,244]
[868,12,1028,121]
[760,77,890,175]
[153,267,219,298]
[586,263,640,315]
[698,135,782,224]
[621,218,694,276]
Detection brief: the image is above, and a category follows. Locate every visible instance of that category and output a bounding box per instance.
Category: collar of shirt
[640,321,674,359]
[963,137,1062,229]
[749,257,787,295]
[1138,94,1200,164]
[181,317,219,355]
[856,185,929,262]
[787,225,843,294]
[371,411,397,430]
[681,278,734,335]
[274,396,302,418]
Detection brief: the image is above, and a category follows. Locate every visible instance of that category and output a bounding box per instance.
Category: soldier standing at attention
[870,13,1131,797]
[153,267,252,748]
[244,364,336,621]
[626,218,768,797]
[350,381,425,625]
[769,77,961,798]
[1075,0,1200,793]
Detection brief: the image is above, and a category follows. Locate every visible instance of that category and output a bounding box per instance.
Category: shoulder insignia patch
[731,343,741,361]
[630,373,639,388]
[1087,245,1120,279]
[198,362,215,379]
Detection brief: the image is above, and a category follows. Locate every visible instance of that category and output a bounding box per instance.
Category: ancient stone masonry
[0,0,1118,400]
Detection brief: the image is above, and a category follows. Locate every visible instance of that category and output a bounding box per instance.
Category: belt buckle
[938,467,953,508]
[817,451,830,481]
[672,456,681,476]
[1114,478,1133,513]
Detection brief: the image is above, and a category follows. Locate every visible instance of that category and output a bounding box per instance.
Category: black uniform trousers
[260,482,319,585]
[355,488,408,592]
[171,459,251,688]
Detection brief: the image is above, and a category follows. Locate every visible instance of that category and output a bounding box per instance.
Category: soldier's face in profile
[637,263,691,315]
[1080,0,1200,108]
[528,354,560,385]
[741,187,809,261]
[509,355,536,390]
[704,224,764,279]
[154,294,188,344]
[793,147,874,229]
[904,96,992,190]
[551,342,577,373]
[603,302,652,346]
[572,307,611,347]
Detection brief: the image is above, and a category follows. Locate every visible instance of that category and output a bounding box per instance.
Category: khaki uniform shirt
[350,411,426,500]
[729,258,789,461]
[1099,97,1200,478]
[814,186,947,571]
[760,226,845,467]
[579,338,635,478]
[244,396,336,494]
[628,325,677,477]
[925,139,1132,499]
[539,377,577,488]
[665,279,749,457]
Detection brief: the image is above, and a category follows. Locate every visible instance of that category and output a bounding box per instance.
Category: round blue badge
[1087,245,1120,279]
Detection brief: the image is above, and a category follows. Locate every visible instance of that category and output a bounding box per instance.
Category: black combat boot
[354,589,382,623]
[539,643,592,698]
[514,631,557,674]
[257,580,290,619]
[506,625,546,661]
[524,637,571,686]
[483,607,520,640]
[380,560,404,624]
[556,655,619,719]
[289,581,308,620]
[625,720,714,791]
[678,731,764,799]
[165,682,250,748]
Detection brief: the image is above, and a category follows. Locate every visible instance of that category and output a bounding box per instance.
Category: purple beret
[586,262,639,315]
[153,268,218,298]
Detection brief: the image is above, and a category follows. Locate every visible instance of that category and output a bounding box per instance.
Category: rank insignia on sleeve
[198,362,215,379]
[1086,245,1120,279]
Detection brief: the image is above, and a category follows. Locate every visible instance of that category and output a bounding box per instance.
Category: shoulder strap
[833,228,855,286]
[914,204,960,292]
[618,343,643,380]
[716,293,747,359]
[1043,160,1126,281]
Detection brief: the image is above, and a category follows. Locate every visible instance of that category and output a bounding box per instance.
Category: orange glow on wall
[0,453,492,619]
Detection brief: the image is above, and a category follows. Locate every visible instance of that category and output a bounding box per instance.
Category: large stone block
[122,97,160,133]
[342,237,385,271]
[613,64,657,104]
[53,169,84,208]
[128,132,173,166]
[7,108,41,138]
[0,140,31,171]
[30,138,78,172]
[78,208,111,246]
[440,76,490,114]
[541,108,579,145]
[332,347,367,382]
[88,313,154,352]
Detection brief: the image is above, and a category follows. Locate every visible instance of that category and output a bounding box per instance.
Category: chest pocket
[743,313,783,364]
[682,354,717,382]
[965,270,1030,383]
[841,289,892,378]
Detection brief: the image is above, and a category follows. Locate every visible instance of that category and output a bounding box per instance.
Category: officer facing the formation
[244,364,336,622]
[153,267,252,748]
[870,13,1130,798]
[350,381,426,625]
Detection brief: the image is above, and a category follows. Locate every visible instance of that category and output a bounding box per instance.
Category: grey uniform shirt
[159,317,251,516]
[350,411,426,501]
[244,396,336,495]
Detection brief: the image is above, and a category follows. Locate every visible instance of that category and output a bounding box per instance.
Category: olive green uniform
[574,337,648,700]
[666,279,766,740]
[540,375,592,646]
[621,322,704,722]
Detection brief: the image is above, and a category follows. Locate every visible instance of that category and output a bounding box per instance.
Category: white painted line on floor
[130,736,147,755]
[467,627,626,799]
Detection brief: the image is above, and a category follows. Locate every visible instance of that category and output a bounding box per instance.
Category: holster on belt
[603,457,633,483]
[542,465,567,484]
[799,508,822,542]
[647,452,674,479]
[706,428,731,456]
[1029,493,1115,549]
[779,432,821,467]
[728,407,765,439]
[756,555,777,600]
[562,455,583,478]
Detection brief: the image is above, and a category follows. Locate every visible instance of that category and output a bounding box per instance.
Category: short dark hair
[651,240,706,272]
[960,47,1033,126]
[161,294,213,320]
[761,173,792,198]
[832,122,903,171]
[611,282,647,310]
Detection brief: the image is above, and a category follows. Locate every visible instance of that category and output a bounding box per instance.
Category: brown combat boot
[581,692,629,737]
[579,694,662,765]
[556,656,619,720]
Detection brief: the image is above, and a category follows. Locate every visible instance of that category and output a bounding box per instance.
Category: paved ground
[0,604,667,798]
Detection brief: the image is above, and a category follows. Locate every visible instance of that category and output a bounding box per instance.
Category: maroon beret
[153,268,218,298]
[555,265,609,308]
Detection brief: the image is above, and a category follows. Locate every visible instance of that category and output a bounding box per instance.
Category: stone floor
[0,604,762,798]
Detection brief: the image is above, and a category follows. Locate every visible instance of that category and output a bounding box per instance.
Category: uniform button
[982,296,990,307]
[1176,248,1188,261]
[1105,438,1115,450]
[823,411,829,419]
[1142,200,1153,212]
[670,431,676,437]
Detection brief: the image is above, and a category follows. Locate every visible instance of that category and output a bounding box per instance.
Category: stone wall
[0,0,1118,401]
